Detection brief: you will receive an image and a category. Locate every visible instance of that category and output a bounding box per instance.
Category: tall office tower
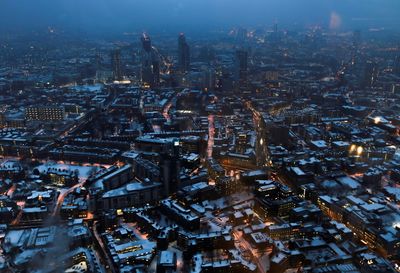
[152,59,160,87]
[394,56,400,75]
[142,33,152,52]
[178,33,190,72]
[203,68,216,90]
[159,140,181,196]
[350,30,361,66]
[0,112,5,128]
[111,49,123,81]
[236,27,247,43]
[235,49,248,86]
[361,61,378,88]
[140,33,160,87]
[270,23,280,44]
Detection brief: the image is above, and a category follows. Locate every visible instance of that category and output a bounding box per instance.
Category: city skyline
[1,1,400,273]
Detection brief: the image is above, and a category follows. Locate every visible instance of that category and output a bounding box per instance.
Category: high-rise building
[235,49,248,85]
[141,33,160,88]
[159,139,181,196]
[0,112,6,128]
[111,49,123,81]
[394,56,400,75]
[271,23,280,44]
[142,33,152,52]
[203,68,216,90]
[178,33,190,72]
[361,61,378,88]
[236,27,247,43]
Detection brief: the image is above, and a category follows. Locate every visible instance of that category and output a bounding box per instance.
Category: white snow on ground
[36,162,98,179]
[204,191,253,211]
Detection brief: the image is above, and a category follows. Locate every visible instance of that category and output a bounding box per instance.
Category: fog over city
[1,0,400,35]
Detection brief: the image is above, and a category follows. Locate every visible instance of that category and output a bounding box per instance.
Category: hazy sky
[1,0,399,34]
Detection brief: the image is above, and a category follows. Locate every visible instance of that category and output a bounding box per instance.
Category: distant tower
[235,49,248,86]
[236,27,247,43]
[178,33,190,72]
[142,33,152,52]
[111,49,123,81]
[271,23,280,44]
[141,33,160,87]
[394,56,400,75]
[361,61,378,88]
[203,68,216,90]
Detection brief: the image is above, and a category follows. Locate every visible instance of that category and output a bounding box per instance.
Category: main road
[52,178,86,217]
[207,114,215,158]
[233,229,269,273]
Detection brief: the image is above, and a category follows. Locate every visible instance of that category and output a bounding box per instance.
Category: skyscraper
[236,27,247,43]
[159,139,181,196]
[394,56,400,75]
[235,49,248,86]
[361,61,378,88]
[140,33,160,88]
[111,49,123,81]
[271,23,280,44]
[142,33,152,52]
[178,33,190,72]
